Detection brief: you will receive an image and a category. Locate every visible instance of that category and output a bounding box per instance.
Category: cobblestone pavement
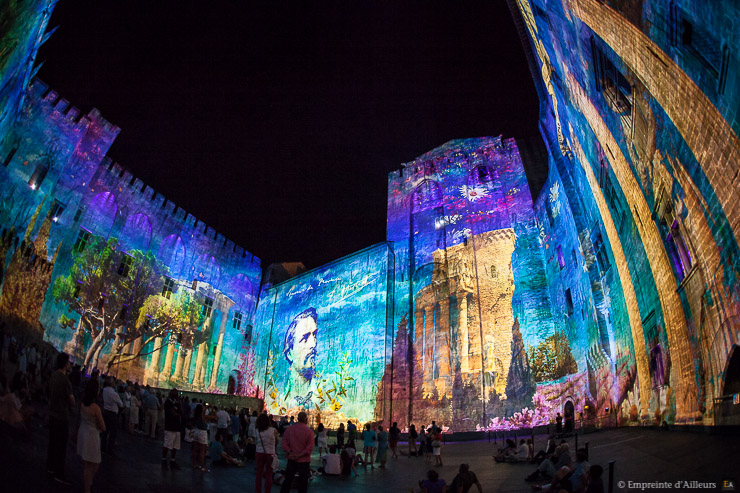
[2,416,739,493]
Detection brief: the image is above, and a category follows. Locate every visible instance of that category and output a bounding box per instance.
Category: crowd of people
[488,433,604,493]
[1,328,606,493]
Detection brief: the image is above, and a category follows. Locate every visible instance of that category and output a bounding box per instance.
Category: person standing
[316,423,328,457]
[77,379,106,493]
[336,422,345,448]
[347,420,357,443]
[215,406,230,440]
[128,387,140,434]
[101,377,123,453]
[431,429,443,467]
[362,423,378,468]
[47,352,74,484]
[376,425,389,468]
[191,404,209,472]
[280,411,314,493]
[408,424,418,457]
[144,388,159,438]
[255,413,278,493]
[389,421,401,459]
[162,389,182,469]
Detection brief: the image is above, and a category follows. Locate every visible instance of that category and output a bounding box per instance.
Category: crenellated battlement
[21,79,261,275]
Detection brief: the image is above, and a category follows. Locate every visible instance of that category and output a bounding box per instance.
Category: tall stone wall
[513,0,740,424]
[0,78,262,394]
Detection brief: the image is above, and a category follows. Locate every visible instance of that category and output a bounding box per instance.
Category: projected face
[284,308,318,382]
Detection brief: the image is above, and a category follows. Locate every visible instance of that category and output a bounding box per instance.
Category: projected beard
[284,308,319,384]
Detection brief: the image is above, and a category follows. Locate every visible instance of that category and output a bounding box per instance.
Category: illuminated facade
[1,0,739,427]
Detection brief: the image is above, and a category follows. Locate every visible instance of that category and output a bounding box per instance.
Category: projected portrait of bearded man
[282,307,319,408]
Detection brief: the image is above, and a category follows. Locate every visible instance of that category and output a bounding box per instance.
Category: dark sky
[37,0,539,270]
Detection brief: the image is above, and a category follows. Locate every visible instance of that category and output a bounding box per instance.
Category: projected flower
[549,182,561,217]
[434,214,462,229]
[459,185,489,201]
[452,228,472,242]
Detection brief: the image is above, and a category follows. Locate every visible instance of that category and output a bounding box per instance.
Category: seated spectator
[419,469,446,493]
[223,434,243,459]
[320,445,342,475]
[449,463,482,493]
[568,449,590,493]
[0,374,24,428]
[340,443,358,476]
[506,439,530,462]
[586,464,604,493]
[526,443,570,482]
[533,435,557,463]
[494,439,517,462]
[533,448,588,493]
[209,433,244,467]
[345,440,364,466]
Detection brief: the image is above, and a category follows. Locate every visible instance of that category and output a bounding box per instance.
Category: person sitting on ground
[209,433,244,467]
[507,439,530,462]
[0,373,24,429]
[320,445,342,475]
[526,443,570,482]
[567,448,590,493]
[223,433,244,459]
[533,435,557,463]
[533,447,586,493]
[585,464,604,493]
[340,443,359,476]
[345,440,363,466]
[449,463,482,493]
[494,439,517,462]
[419,469,447,493]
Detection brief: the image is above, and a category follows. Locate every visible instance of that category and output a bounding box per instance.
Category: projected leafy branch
[316,351,354,412]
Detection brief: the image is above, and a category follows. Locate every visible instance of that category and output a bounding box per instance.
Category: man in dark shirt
[47,352,74,484]
[450,463,483,493]
[389,422,401,458]
[162,389,182,469]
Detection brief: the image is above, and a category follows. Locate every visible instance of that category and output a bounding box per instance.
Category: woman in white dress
[317,423,328,457]
[77,378,106,493]
[128,388,140,434]
[248,410,258,439]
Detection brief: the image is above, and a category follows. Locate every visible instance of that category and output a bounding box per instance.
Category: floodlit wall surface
[248,243,393,425]
[0,79,261,394]
[385,138,559,430]
[512,0,740,424]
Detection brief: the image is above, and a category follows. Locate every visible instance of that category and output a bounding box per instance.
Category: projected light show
[247,243,393,424]
[2,0,739,434]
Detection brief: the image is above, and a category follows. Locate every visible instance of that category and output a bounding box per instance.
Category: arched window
[82,192,118,237]
[118,213,152,253]
[157,234,187,278]
[190,253,221,288]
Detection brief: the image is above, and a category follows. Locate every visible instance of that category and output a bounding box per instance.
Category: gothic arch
[118,213,152,253]
[157,234,187,278]
[81,191,118,238]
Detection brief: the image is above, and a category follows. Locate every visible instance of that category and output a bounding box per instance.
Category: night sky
[36,0,539,270]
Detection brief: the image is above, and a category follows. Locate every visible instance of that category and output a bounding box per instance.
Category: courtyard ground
[2,414,739,493]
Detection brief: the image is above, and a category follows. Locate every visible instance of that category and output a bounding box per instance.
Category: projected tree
[528,331,578,382]
[53,233,163,369]
[108,291,205,370]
